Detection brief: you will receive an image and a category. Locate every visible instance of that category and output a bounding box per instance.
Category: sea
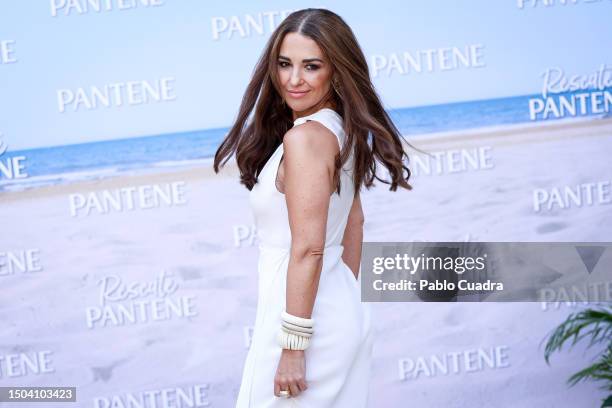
[1,92,609,192]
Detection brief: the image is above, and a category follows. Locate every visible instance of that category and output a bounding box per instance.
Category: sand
[1,117,610,407]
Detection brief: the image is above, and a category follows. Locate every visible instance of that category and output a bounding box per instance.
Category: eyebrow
[278,55,324,63]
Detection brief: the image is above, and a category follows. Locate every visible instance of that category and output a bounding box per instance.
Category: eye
[278,61,290,68]
[305,64,320,71]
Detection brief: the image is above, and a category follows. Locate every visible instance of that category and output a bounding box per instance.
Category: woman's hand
[274,349,308,398]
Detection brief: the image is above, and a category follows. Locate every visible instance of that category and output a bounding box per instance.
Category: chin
[288,100,314,112]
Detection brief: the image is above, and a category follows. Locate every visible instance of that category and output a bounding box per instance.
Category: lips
[287,90,309,99]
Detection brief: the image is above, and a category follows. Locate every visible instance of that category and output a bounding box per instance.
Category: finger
[276,380,291,398]
[298,379,308,392]
[293,378,305,393]
[289,382,300,397]
[274,381,280,397]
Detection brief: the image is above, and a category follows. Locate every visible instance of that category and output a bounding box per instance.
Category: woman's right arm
[341,193,364,280]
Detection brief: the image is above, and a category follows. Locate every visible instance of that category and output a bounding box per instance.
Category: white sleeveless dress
[235,108,373,408]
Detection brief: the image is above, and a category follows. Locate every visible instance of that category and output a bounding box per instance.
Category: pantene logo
[0,40,17,64]
[211,10,295,40]
[399,346,510,381]
[233,224,258,247]
[50,0,164,17]
[410,146,494,176]
[528,64,612,120]
[0,249,43,277]
[0,136,29,180]
[57,77,176,113]
[533,180,612,212]
[0,350,55,378]
[518,0,611,9]
[68,181,188,216]
[85,270,198,329]
[370,44,485,78]
[92,384,211,408]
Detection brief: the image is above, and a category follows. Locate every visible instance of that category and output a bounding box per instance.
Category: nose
[289,67,304,87]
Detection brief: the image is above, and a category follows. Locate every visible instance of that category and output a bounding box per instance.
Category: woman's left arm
[273,121,339,398]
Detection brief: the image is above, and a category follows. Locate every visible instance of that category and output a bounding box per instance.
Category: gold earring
[332,78,342,98]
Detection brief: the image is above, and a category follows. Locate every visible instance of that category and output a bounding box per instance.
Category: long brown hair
[213,8,415,196]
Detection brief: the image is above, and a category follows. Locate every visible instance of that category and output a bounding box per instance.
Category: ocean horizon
[1,92,610,193]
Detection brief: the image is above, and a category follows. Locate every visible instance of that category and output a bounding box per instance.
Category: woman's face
[277,32,333,117]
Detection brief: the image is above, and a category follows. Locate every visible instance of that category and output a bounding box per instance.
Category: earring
[332,78,342,98]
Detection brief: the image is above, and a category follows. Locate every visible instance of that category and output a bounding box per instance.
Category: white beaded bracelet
[277,330,311,350]
[282,321,314,334]
[281,311,314,328]
[277,311,315,350]
[282,325,313,338]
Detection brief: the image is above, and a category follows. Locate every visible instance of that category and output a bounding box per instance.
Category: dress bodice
[249,108,355,249]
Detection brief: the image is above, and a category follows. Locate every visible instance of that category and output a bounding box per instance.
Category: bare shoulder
[283,120,339,158]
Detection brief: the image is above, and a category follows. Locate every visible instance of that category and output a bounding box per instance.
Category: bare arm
[341,193,364,281]
[273,120,342,398]
[283,121,339,319]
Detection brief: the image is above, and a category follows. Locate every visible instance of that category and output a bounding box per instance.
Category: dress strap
[293,108,345,149]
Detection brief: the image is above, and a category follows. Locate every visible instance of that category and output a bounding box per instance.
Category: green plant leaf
[543,306,612,395]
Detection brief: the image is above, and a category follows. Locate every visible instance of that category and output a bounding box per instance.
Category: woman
[214,8,413,407]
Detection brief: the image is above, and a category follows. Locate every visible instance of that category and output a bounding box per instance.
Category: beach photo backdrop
[1,1,611,407]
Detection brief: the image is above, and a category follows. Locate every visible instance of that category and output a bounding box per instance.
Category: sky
[0,0,610,150]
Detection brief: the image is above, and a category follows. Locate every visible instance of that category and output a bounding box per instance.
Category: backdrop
[1,1,611,407]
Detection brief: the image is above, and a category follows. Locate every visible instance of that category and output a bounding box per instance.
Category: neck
[292,99,336,122]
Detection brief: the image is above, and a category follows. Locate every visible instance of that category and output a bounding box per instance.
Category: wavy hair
[214,8,416,196]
